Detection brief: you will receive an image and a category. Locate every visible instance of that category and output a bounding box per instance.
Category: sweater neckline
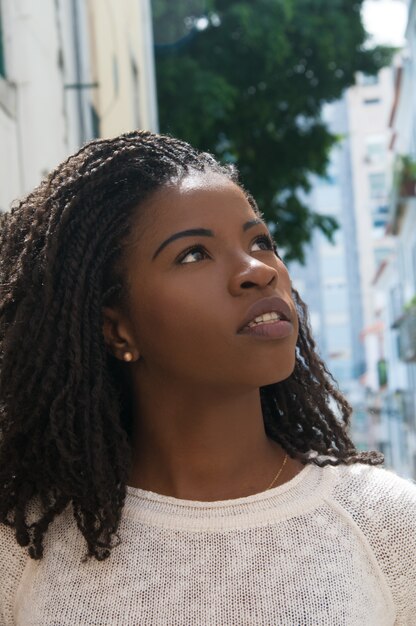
[123,462,338,530]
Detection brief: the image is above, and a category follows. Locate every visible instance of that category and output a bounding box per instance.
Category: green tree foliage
[152,0,394,262]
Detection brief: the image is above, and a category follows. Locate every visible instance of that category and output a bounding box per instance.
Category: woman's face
[112,171,299,390]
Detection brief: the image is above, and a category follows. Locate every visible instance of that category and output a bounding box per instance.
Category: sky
[362,0,409,46]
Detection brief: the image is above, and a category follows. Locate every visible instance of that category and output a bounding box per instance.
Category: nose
[228,256,278,296]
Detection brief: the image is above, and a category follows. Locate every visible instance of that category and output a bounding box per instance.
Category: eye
[177,245,210,265]
[251,233,279,254]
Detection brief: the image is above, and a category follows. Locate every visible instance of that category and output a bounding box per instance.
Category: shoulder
[327,461,416,540]
[330,461,416,516]
[321,461,416,551]
[326,462,416,622]
[0,522,29,625]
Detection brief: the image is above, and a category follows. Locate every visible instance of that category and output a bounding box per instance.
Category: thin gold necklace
[266,453,288,490]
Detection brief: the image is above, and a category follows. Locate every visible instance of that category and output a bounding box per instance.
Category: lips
[237,296,293,333]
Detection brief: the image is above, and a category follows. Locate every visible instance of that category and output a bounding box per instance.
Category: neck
[127,377,301,501]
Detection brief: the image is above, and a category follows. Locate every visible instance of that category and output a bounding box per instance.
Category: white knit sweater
[1,461,416,625]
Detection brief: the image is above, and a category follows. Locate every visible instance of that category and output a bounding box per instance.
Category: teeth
[247,312,282,327]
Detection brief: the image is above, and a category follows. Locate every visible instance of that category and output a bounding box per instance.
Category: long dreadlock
[0,130,383,562]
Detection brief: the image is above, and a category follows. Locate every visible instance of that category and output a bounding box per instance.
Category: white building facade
[0,0,94,212]
[288,53,416,475]
[375,0,416,478]
[0,0,158,214]
[341,0,416,478]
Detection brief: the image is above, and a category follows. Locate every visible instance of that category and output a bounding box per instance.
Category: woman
[0,130,415,625]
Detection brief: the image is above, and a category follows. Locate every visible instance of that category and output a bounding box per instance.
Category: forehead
[139,172,255,230]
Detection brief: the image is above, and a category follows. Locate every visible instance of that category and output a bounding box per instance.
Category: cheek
[130,281,220,355]
[280,262,293,288]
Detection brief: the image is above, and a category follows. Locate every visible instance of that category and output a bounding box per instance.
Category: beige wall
[87,0,158,138]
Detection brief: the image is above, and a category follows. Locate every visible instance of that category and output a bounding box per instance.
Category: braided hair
[0,130,383,562]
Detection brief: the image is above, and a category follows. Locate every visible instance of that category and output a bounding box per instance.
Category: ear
[102,306,140,362]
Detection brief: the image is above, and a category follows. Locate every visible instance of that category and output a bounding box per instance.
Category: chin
[260,360,296,387]
[261,372,294,387]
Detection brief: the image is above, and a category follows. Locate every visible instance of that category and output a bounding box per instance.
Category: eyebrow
[152,218,266,260]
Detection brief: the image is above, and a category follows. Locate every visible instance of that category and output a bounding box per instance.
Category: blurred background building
[289,0,416,478]
[353,0,416,478]
[0,0,158,212]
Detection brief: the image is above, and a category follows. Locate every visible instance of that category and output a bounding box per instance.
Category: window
[326,324,350,352]
[357,72,379,86]
[390,284,404,324]
[368,172,386,199]
[0,6,5,78]
[372,207,389,229]
[365,135,386,164]
[323,282,348,314]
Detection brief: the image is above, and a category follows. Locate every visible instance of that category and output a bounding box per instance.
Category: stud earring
[123,351,134,362]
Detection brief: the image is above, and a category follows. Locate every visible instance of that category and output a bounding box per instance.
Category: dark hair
[0,130,383,562]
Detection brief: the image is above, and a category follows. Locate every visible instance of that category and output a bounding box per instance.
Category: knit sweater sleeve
[332,464,416,625]
[0,522,29,625]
